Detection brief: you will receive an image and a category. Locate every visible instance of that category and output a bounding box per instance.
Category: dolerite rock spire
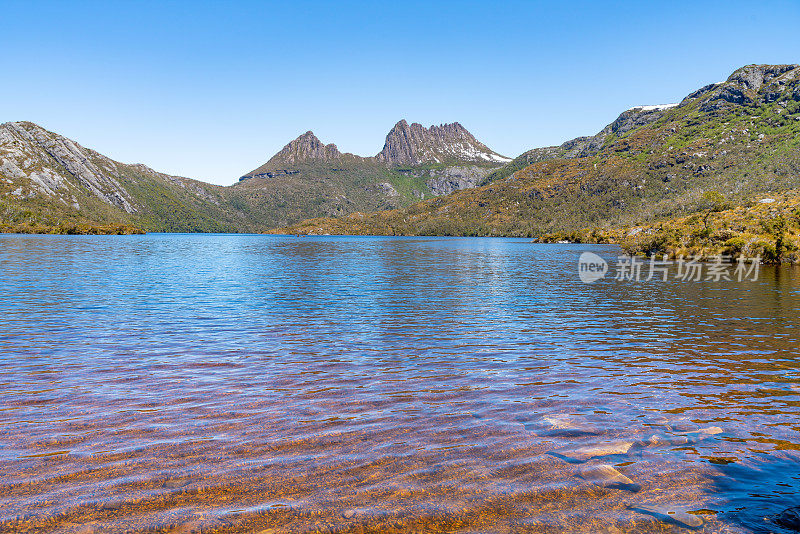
[266,131,342,165]
[376,120,510,165]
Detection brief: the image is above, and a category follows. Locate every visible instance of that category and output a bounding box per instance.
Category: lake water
[1,234,799,533]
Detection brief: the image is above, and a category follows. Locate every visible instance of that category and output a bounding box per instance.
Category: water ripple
[1,234,799,532]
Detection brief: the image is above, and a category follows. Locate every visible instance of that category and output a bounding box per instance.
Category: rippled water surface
[1,234,800,533]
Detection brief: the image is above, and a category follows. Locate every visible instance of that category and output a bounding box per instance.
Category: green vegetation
[609,192,800,264]
[0,221,144,235]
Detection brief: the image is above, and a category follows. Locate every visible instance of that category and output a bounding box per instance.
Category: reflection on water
[0,234,799,533]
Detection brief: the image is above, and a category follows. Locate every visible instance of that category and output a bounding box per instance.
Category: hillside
[0,122,252,233]
[275,64,800,241]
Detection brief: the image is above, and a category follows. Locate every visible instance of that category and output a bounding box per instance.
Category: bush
[722,236,746,256]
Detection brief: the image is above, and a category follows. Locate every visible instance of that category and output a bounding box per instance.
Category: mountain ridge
[265,130,345,165]
[376,120,510,166]
[1,119,510,232]
[4,64,799,237]
[230,120,511,224]
[275,63,800,246]
[240,119,509,179]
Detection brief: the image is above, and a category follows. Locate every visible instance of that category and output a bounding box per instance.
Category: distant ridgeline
[3,64,800,243]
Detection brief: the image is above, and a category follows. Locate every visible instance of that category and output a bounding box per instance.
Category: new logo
[578,252,609,284]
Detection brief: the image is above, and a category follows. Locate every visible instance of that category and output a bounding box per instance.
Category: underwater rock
[774,506,800,531]
[162,478,192,489]
[682,426,724,444]
[643,426,723,447]
[669,422,700,432]
[643,434,662,447]
[629,504,704,529]
[580,464,641,492]
[553,440,634,462]
[541,414,601,436]
[667,435,690,446]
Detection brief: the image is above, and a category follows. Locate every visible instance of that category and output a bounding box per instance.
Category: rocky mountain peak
[376,120,509,166]
[676,64,800,112]
[725,64,799,92]
[267,130,342,165]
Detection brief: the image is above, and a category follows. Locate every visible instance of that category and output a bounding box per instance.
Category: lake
[1,234,799,533]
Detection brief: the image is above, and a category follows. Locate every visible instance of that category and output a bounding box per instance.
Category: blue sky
[2,0,799,185]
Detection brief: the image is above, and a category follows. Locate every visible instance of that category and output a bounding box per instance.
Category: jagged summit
[241,120,510,180]
[376,120,510,165]
[266,131,343,165]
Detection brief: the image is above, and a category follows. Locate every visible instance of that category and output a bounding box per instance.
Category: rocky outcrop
[239,169,299,182]
[560,105,676,158]
[426,166,492,195]
[376,120,510,165]
[0,122,231,228]
[376,182,399,197]
[0,121,136,213]
[687,64,800,111]
[725,64,798,92]
[266,131,342,165]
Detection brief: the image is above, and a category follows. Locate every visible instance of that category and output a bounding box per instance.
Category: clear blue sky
[2,0,798,185]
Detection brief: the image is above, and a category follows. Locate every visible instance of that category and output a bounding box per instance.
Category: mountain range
[0,119,509,232]
[277,64,800,241]
[2,64,799,245]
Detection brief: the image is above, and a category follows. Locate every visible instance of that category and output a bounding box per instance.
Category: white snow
[759,198,776,204]
[482,153,512,163]
[629,103,679,112]
[444,143,511,163]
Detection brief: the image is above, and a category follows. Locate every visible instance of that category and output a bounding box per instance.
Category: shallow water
[0,234,799,533]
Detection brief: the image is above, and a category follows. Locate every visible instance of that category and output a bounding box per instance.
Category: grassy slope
[229,159,413,229]
[0,165,246,234]
[227,158,503,229]
[120,170,247,233]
